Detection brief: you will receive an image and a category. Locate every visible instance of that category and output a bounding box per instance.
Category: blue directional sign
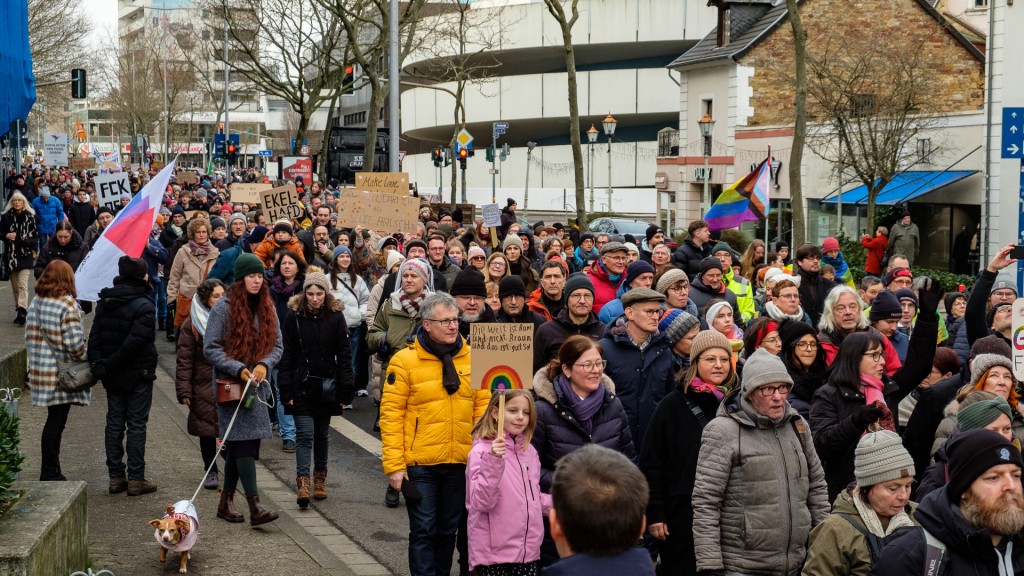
[258,150,272,156]
[1003,107,1024,158]
[214,133,241,157]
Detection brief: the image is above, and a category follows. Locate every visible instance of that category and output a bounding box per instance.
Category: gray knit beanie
[969,353,1014,389]
[689,330,732,362]
[502,234,524,252]
[740,348,793,398]
[303,270,331,293]
[854,430,915,487]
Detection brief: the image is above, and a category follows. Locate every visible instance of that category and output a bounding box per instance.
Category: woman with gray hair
[817,285,900,375]
[1,191,38,325]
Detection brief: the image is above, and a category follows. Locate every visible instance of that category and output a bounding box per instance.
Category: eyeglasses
[758,384,792,397]
[631,307,662,318]
[667,283,689,292]
[699,356,731,366]
[796,341,819,350]
[778,293,800,300]
[470,256,485,261]
[569,292,594,302]
[574,360,607,372]
[604,255,628,262]
[425,318,459,327]
[863,351,884,361]
[761,336,781,346]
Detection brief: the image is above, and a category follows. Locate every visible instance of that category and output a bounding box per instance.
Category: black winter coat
[88,279,158,395]
[673,239,711,279]
[495,308,546,334]
[533,310,606,372]
[797,268,839,328]
[903,371,966,486]
[640,386,720,575]
[810,312,937,502]
[870,486,1024,576]
[34,230,89,278]
[67,201,96,239]
[278,295,355,416]
[0,209,38,271]
[687,273,739,316]
[531,369,636,493]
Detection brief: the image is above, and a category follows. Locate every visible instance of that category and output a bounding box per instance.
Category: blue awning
[0,1,36,138]
[820,170,977,205]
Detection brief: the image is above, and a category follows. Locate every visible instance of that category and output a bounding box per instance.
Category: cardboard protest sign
[336,188,420,233]
[176,171,198,185]
[43,133,68,167]
[469,323,534,392]
[94,172,131,212]
[71,157,96,171]
[231,183,271,204]
[1013,299,1024,381]
[261,183,303,222]
[481,203,501,227]
[355,172,409,195]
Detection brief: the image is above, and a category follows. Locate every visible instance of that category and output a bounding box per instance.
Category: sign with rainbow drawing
[470,323,534,391]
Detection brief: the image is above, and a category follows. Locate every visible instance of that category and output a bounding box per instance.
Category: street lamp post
[524,141,537,220]
[587,124,598,212]
[698,113,716,217]
[602,113,617,213]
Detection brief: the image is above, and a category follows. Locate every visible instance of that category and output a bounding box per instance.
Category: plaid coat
[25,295,91,406]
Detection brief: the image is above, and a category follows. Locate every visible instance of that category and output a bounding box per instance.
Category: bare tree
[27,0,93,131]
[804,32,941,232]
[541,0,587,228]
[783,0,807,247]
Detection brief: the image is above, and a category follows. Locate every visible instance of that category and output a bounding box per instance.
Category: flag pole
[764,145,771,263]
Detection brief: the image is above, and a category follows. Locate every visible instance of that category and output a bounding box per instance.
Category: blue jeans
[294,414,331,477]
[152,277,167,319]
[406,463,466,576]
[105,382,153,480]
[271,369,295,441]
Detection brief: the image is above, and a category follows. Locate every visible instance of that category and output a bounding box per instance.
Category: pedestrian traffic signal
[432,147,443,167]
[226,142,238,163]
[485,145,494,162]
[71,69,87,99]
[458,147,468,169]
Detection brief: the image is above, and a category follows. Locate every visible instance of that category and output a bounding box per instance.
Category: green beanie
[234,253,265,280]
[957,397,1013,432]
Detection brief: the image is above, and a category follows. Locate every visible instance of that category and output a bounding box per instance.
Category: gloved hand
[91,361,107,381]
[916,276,943,319]
[853,404,884,429]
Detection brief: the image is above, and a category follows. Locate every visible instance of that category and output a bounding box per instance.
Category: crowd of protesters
[8,160,1024,575]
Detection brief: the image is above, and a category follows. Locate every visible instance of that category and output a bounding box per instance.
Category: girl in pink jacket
[466,389,552,575]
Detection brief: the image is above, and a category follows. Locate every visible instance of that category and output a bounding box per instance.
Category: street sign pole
[1001,108,1024,291]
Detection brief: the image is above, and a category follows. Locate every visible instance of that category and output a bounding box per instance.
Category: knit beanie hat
[895,288,917,309]
[170,205,186,217]
[404,239,427,256]
[822,237,840,253]
[502,234,524,252]
[303,270,330,293]
[869,290,903,322]
[946,428,1023,503]
[958,397,1014,432]
[624,242,639,256]
[659,309,700,345]
[741,347,794,398]
[116,256,147,282]
[699,257,724,276]
[385,250,405,272]
[777,319,818,352]
[234,253,265,279]
[625,261,656,287]
[971,335,1012,359]
[705,300,733,327]
[507,197,517,207]
[969,354,1014,388]
[210,217,225,230]
[992,271,1018,296]
[273,220,293,235]
[986,302,1012,330]
[450,267,487,298]
[656,268,689,295]
[499,275,526,299]
[854,430,915,487]
[710,242,739,261]
[248,225,268,244]
[563,273,595,304]
[881,267,912,287]
[945,292,967,316]
[399,258,432,288]
[468,245,486,260]
[228,212,247,227]
[645,224,663,242]
[332,245,352,261]
[377,236,399,252]
[689,329,732,362]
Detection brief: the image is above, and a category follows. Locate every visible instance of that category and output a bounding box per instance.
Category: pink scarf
[860,374,885,406]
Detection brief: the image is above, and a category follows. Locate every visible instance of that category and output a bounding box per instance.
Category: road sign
[9,119,27,138]
[456,128,474,148]
[258,150,273,156]
[300,144,310,155]
[1003,108,1024,158]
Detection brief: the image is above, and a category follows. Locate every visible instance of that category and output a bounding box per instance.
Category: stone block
[0,481,88,576]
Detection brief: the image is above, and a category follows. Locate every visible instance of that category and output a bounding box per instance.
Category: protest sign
[176,171,198,185]
[355,172,409,195]
[481,203,501,227]
[470,323,534,392]
[43,133,68,167]
[336,188,420,233]
[281,156,313,184]
[1013,299,1024,381]
[94,172,131,212]
[261,183,303,222]
[71,157,96,171]
[231,183,271,205]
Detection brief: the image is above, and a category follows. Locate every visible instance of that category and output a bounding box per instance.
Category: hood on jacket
[286,292,344,314]
[99,278,152,301]
[716,387,799,429]
[532,367,616,405]
[915,486,1014,557]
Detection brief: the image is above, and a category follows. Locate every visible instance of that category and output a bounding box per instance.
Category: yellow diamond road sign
[456,129,474,147]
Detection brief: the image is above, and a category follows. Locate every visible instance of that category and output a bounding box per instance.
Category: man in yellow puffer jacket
[380,292,490,576]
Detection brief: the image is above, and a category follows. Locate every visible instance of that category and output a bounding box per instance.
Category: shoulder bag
[294,315,337,404]
[216,376,246,406]
[32,304,97,392]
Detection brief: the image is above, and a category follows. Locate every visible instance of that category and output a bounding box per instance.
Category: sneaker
[343,404,353,410]
[108,476,128,494]
[282,440,296,453]
[356,389,369,397]
[385,486,400,508]
[203,471,219,490]
[127,479,158,496]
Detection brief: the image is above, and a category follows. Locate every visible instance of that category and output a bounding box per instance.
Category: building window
[974,0,987,7]
[847,93,876,118]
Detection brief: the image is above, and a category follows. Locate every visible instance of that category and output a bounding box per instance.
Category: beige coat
[167,245,219,302]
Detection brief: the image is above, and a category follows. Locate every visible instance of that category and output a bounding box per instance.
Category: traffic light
[71,69,87,99]
[342,65,355,94]
[458,147,468,169]
[485,145,494,162]
[432,147,443,167]
[226,141,238,163]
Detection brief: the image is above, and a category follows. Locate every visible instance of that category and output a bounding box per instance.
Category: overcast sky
[88,0,119,49]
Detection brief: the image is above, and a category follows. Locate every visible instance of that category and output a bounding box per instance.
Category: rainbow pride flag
[705,157,771,231]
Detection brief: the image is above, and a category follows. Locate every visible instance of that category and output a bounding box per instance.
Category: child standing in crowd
[466,390,551,576]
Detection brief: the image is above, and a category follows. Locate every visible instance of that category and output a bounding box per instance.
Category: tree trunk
[561,28,586,230]
[786,0,807,247]
[293,111,309,155]
[320,93,340,183]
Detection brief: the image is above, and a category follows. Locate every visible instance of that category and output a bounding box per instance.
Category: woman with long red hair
[204,253,283,526]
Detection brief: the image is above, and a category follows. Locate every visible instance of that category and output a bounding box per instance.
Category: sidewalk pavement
[1,282,392,575]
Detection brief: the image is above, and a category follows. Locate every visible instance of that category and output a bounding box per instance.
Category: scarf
[416,326,464,394]
[689,375,729,401]
[188,239,212,258]
[397,291,427,316]
[3,209,36,269]
[822,251,850,281]
[556,373,605,433]
[850,486,915,537]
[860,374,896,432]
[190,297,211,337]
[271,274,303,298]
[765,301,806,322]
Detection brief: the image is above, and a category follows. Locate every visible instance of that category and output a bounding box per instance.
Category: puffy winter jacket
[525,287,561,322]
[860,234,888,276]
[672,238,711,279]
[31,196,64,235]
[252,234,306,267]
[599,317,675,449]
[688,272,739,316]
[584,259,624,315]
[531,368,636,492]
[466,433,552,569]
[328,272,370,329]
[692,389,829,575]
[379,337,490,475]
[34,230,89,277]
[533,309,606,372]
[278,295,354,416]
[67,199,96,239]
[174,317,218,438]
[88,279,158,395]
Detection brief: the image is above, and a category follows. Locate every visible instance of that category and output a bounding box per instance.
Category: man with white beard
[871,428,1024,575]
[450,267,495,343]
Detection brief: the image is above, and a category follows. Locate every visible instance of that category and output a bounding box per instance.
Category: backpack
[836,515,947,576]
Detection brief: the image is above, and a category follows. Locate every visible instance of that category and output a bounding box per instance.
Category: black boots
[13,307,26,326]
[164,310,176,342]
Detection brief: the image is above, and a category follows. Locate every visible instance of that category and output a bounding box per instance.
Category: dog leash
[188,376,274,504]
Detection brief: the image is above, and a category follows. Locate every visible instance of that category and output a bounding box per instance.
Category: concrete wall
[0,481,88,576]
